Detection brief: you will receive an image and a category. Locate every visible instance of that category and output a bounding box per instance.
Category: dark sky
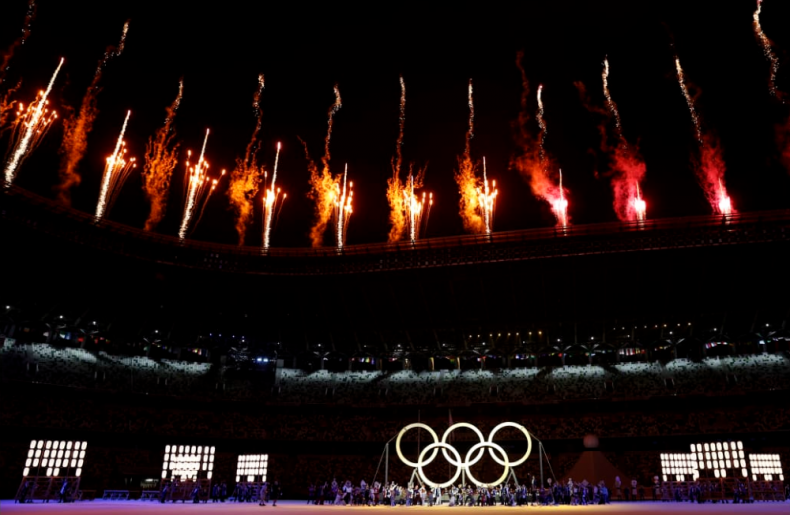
[2,0,790,247]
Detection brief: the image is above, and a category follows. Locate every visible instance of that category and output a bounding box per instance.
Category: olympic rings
[488,422,532,467]
[394,421,533,488]
[464,442,510,487]
[440,422,485,466]
[416,443,463,489]
[395,423,439,468]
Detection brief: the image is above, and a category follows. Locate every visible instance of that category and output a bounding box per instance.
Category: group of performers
[306,477,612,506]
[158,479,281,505]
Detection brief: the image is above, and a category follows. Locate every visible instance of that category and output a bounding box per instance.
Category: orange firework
[0,0,35,135]
[386,76,432,243]
[178,130,225,239]
[95,111,136,221]
[334,164,354,248]
[0,0,35,88]
[675,56,734,215]
[0,82,22,137]
[262,142,286,251]
[57,20,129,205]
[142,81,183,231]
[512,53,568,226]
[3,58,63,187]
[455,79,495,234]
[228,74,265,246]
[306,85,343,247]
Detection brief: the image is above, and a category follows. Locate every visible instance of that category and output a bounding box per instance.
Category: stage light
[236,454,269,483]
[163,444,213,480]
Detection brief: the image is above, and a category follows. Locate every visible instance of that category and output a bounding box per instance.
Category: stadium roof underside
[2,186,789,357]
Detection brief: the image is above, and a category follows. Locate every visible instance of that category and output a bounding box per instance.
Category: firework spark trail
[228,74,266,245]
[142,81,183,231]
[386,76,407,242]
[512,52,568,227]
[602,58,623,141]
[455,79,487,234]
[95,110,135,221]
[57,21,129,204]
[592,58,649,222]
[178,130,224,239]
[537,85,548,164]
[0,0,36,87]
[478,157,498,234]
[3,57,63,187]
[334,164,354,248]
[675,57,703,145]
[0,1,36,133]
[0,81,22,136]
[753,0,782,99]
[262,142,285,251]
[306,85,342,247]
[675,56,733,215]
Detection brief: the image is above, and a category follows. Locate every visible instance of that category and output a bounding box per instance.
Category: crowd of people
[300,478,612,507]
[2,340,788,406]
[3,389,789,445]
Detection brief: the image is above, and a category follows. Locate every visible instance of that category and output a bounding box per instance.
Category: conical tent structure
[565,451,629,490]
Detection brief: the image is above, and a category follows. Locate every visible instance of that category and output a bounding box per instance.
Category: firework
[57,20,129,205]
[262,142,286,251]
[675,57,702,144]
[3,58,63,187]
[306,85,343,247]
[552,170,568,227]
[334,164,354,248]
[633,183,646,222]
[478,157,498,234]
[511,55,568,227]
[178,130,224,239]
[753,0,781,99]
[0,0,36,134]
[142,81,183,231]
[537,85,547,164]
[590,58,649,222]
[0,0,36,87]
[95,110,135,221]
[675,56,734,215]
[386,76,432,243]
[455,79,495,234]
[228,74,265,245]
[0,82,22,138]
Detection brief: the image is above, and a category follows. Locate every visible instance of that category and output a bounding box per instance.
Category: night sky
[2,0,790,248]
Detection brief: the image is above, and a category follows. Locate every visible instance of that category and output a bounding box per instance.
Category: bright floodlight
[163,444,213,481]
[24,439,87,477]
[235,454,269,483]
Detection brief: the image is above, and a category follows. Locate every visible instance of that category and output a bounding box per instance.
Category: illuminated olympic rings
[395,422,533,488]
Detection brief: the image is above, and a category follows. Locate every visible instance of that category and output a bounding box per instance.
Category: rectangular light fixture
[162,445,216,480]
[24,440,87,478]
[235,454,269,483]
